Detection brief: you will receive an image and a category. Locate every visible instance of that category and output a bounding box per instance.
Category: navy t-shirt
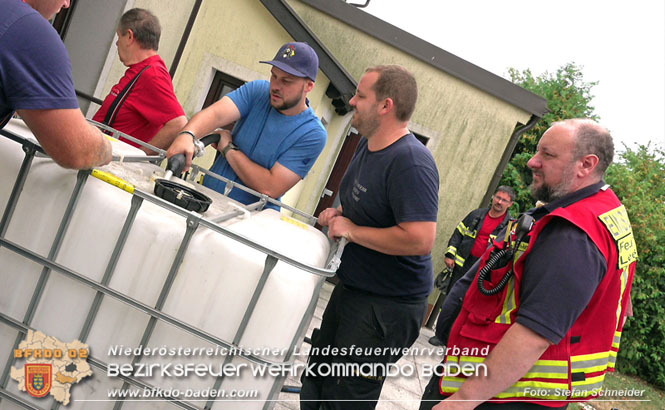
[0,0,79,127]
[516,182,608,344]
[336,134,439,299]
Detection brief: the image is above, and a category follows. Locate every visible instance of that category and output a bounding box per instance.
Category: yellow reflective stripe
[571,374,606,397]
[440,355,463,392]
[457,356,568,379]
[440,377,464,393]
[497,380,570,399]
[457,222,476,238]
[571,352,610,374]
[446,245,457,257]
[445,355,459,363]
[455,254,465,267]
[615,268,630,327]
[514,241,529,263]
[572,351,610,362]
[458,356,484,363]
[495,277,516,324]
[524,358,569,378]
[608,350,617,368]
[612,331,621,349]
[441,355,571,399]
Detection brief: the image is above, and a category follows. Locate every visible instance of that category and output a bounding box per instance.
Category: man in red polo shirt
[93,8,186,153]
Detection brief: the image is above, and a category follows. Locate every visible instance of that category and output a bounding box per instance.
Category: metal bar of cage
[0,127,338,409]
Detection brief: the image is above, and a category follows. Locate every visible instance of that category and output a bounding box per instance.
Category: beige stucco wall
[88,0,537,284]
[289,1,532,276]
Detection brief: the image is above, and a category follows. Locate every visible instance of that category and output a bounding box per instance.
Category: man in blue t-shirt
[0,0,112,169]
[300,65,439,410]
[166,42,327,209]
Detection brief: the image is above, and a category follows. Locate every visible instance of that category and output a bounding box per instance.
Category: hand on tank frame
[327,215,355,242]
[317,207,343,227]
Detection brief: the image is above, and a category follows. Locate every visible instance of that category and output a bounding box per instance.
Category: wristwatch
[221,141,239,158]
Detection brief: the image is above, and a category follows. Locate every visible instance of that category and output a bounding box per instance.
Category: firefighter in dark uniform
[429,186,515,346]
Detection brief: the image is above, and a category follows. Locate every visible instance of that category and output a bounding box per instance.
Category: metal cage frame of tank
[0,124,341,410]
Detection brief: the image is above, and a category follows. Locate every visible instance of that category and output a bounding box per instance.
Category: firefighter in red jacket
[420,119,637,410]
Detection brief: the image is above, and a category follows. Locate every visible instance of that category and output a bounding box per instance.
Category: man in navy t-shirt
[0,0,111,169]
[300,65,439,409]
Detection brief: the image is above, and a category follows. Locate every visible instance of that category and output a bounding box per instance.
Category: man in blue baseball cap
[166,42,326,209]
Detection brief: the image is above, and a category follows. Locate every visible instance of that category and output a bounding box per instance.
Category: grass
[568,371,665,410]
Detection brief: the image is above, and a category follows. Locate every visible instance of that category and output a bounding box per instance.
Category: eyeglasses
[493,196,512,204]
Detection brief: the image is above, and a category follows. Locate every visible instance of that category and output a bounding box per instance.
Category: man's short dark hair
[365,65,418,122]
[495,186,516,202]
[119,8,160,51]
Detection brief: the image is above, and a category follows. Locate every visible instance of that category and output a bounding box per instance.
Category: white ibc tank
[0,120,331,409]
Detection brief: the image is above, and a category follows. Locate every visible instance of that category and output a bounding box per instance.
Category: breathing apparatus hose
[476,214,534,296]
[476,248,513,296]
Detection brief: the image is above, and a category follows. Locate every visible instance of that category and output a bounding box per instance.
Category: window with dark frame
[202,71,245,110]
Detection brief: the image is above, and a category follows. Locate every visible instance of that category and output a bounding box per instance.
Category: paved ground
[273,281,443,410]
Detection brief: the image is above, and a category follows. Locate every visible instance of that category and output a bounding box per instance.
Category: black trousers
[419,367,568,410]
[433,255,478,341]
[300,283,427,410]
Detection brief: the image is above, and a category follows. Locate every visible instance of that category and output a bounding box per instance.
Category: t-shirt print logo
[352,180,367,202]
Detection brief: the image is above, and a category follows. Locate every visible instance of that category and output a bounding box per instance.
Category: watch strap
[221,142,238,158]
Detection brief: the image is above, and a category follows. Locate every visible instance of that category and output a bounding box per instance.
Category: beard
[492,203,506,214]
[351,106,380,137]
[529,163,576,203]
[270,84,305,112]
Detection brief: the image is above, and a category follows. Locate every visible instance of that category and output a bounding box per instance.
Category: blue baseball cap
[260,42,319,81]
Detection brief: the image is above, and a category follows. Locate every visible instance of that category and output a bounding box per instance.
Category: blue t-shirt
[337,134,439,299]
[0,0,79,127]
[202,80,327,209]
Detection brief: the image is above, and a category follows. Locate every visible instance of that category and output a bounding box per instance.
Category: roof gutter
[169,0,203,78]
[299,0,547,118]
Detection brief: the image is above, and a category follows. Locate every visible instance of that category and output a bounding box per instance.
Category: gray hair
[557,119,614,177]
[496,185,516,202]
[119,8,161,51]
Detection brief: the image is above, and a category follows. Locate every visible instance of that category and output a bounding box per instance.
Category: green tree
[606,145,665,389]
[499,63,598,212]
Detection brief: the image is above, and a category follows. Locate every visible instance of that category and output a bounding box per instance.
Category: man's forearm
[18,108,112,169]
[331,220,436,256]
[436,323,551,409]
[181,96,241,137]
[225,150,300,198]
[144,115,187,153]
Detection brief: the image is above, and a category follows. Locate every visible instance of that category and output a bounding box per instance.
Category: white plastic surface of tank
[0,119,331,409]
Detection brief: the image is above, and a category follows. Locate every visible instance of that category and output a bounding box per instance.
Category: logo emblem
[281,45,296,59]
[25,364,52,398]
